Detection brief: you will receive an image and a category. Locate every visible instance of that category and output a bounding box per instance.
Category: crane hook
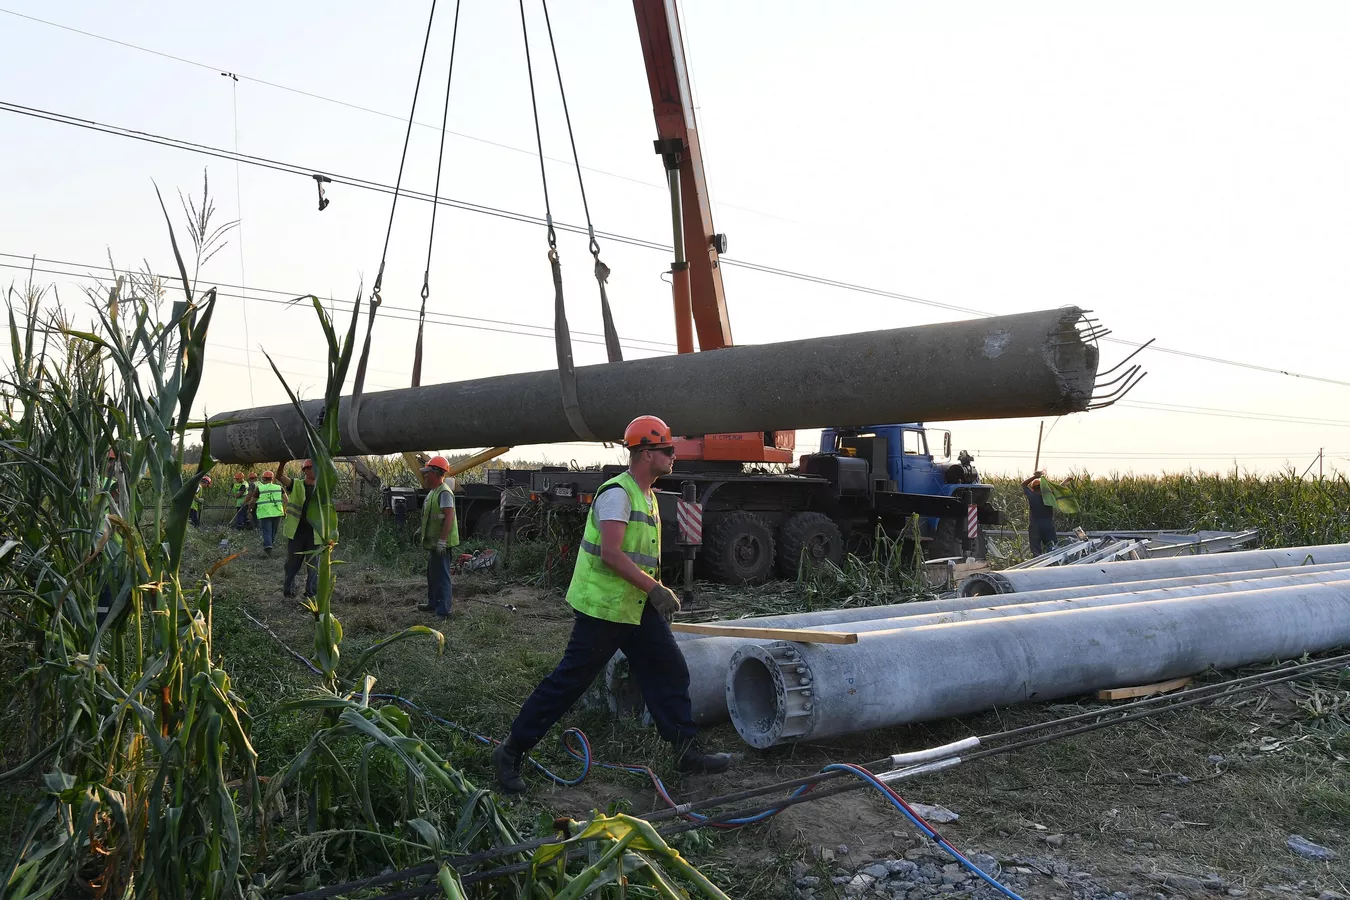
[312,173,332,211]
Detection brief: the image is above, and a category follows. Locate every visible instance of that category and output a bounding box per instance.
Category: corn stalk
[0,184,257,900]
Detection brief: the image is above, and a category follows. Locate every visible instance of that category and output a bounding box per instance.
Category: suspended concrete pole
[609,564,1350,725]
[725,579,1350,748]
[959,543,1350,596]
[208,307,1099,462]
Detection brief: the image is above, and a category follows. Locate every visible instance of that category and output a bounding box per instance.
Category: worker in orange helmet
[276,459,322,600]
[416,455,459,618]
[253,470,286,554]
[493,415,730,794]
[1021,470,1057,555]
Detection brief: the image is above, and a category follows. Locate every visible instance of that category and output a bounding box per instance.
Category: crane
[634,0,797,465]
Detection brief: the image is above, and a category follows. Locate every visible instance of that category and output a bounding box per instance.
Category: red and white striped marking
[677,499,703,545]
[967,504,980,539]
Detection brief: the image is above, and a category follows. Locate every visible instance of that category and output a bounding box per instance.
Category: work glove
[435,539,448,554]
[646,583,680,618]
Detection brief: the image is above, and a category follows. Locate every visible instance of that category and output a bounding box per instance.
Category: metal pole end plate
[726,641,815,749]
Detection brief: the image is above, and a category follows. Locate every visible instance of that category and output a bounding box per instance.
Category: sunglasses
[646,446,676,457]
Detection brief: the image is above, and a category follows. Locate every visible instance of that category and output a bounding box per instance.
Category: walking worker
[190,474,212,528]
[1022,470,1057,555]
[417,455,458,618]
[253,470,285,554]
[492,415,730,794]
[276,459,324,600]
[230,473,250,529]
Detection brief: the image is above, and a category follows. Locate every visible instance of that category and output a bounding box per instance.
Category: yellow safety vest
[233,483,249,508]
[255,482,285,519]
[566,472,660,625]
[282,480,326,541]
[420,482,460,550]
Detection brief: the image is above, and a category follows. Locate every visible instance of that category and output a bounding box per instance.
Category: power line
[0,4,799,226]
[975,448,1347,459]
[222,72,256,405]
[1119,400,1350,429]
[7,5,817,228]
[6,98,1347,392]
[0,255,676,351]
[11,254,1350,435]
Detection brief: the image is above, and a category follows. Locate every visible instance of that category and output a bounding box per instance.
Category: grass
[200,527,1350,897]
[194,484,1350,898]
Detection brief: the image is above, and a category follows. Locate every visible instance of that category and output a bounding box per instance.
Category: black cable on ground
[274,648,1350,899]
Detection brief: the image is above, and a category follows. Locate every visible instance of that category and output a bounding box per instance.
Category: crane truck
[383,0,1003,581]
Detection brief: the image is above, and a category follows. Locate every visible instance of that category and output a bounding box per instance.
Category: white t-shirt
[593,484,653,524]
[438,487,455,510]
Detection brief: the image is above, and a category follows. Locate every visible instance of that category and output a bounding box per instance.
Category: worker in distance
[417,455,459,619]
[493,415,731,793]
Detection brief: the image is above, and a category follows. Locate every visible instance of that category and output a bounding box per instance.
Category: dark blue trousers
[510,603,696,750]
[284,533,318,598]
[428,550,453,616]
[260,516,279,550]
[1029,518,1057,554]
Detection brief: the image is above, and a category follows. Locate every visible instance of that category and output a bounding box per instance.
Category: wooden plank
[670,623,858,644]
[1096,676,1193,701]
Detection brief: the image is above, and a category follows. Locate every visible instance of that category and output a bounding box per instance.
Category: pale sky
[3,1,1348,476]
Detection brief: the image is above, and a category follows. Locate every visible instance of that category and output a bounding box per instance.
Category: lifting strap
[352,0,440,453]
[413,0,464,388]
[540,0,623,365]
[520,0,598,441]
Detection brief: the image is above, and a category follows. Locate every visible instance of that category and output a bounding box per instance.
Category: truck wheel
[777,512,845,577]
[704,512,777,584]
[929,517,963,560]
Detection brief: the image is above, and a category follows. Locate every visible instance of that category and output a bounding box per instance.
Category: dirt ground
[207,547,1349,900]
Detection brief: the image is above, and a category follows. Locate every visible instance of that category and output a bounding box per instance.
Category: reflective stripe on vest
[255,482,285,518]
[420,482,460,550]
[565,471,660,625]
[281,480,327,541]
[577,540,660,569]
[233,483,249,507]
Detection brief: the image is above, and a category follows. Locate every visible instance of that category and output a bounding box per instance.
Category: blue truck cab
[815,423,999,558]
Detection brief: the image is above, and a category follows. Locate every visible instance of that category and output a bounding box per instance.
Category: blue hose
[822,764,1024,900]
[245,614,1022,858]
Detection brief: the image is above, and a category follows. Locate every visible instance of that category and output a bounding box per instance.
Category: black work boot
[492,736,528,794]
[673,737,731,775]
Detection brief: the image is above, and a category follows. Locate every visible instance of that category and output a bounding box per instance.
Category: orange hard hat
[421,455,451,474]
[201,475,212,487]
[234,473,244,481]
[262,470,274,479]
[624,415,674,450]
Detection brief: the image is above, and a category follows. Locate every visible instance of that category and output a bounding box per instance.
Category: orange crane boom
[633,0,795,464]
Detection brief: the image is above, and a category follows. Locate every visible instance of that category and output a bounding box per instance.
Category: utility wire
[0,4,811,224]
[0,252,677,348]
[10,254,1350,433]
[223,72,256,405]
[5,98,1348,392]
[0,259,671,356]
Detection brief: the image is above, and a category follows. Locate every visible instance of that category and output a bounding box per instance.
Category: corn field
[0,182,728,899]
[989,471,1350,548]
